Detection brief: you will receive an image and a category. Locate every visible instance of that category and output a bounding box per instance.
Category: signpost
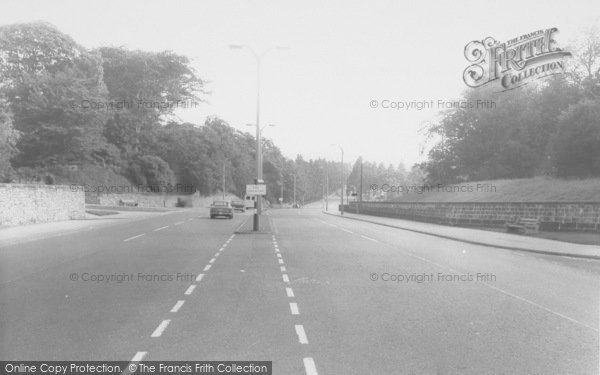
[246,184,266,196]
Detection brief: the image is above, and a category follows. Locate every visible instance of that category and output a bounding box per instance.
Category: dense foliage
[0,22,340,204]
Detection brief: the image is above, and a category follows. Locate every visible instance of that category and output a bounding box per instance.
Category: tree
[0,22,110,167]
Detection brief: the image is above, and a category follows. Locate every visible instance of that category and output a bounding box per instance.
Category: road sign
[246,184,266,196]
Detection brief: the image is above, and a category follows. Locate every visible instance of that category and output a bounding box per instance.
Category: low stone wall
[0,184,86,226]
[343,201,600,232]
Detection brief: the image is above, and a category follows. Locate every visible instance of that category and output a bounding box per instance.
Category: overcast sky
[1,0,599,168]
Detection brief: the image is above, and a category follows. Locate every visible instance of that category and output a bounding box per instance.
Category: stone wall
[0,184,86,226]
[343,201,600,232]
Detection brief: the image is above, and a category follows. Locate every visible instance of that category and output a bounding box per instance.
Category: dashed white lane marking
[275,248,280,252]
[195,274,204,282]
[151,320,171,337]
[295,324,309,344]
[170,300,185,313]
[187,218,194,221]
[360,234,379,243]
[289,302,299,315]
[174,221,185,225]
[184,285,196,295]
[203,265,212,271]
[303,358,318,375]
[215,253,220,257]
[219,247,225,252]
[154,226,169,232]
[123,234,145,242]
[278,259,284,264]
[341,228,353,234]
[286,287,295,298]
[209,258,216,264]
[282,274,290,283]
[280,266,287,272]
[131,351,147,361]
[277,253,282,258]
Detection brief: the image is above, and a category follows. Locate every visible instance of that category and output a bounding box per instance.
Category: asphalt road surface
[1,206,598,374]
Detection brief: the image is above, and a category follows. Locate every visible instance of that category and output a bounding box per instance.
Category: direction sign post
[246,184,266,196]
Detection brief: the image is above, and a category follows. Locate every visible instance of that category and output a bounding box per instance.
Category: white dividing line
[123,234,145,242]
[131,351,147,361]
[151,320,171,337]
[184,285,196,295]
[295,324,309,344]
[209,258,216,264]
[303,358,318,375]
[360,234,379,243]
[219,247,225,252]
[276,253,282,258]
[280,266,287,272]
[341,228,354,234]
[195,274,204,282]
[154,226,169,232]
[203,265,212,271]
[187,218,194,221]
[278,259,284,264]
[401,248,599,333]
[282,274,290,283]
[289,302,299,315]
[174,221,185,225]
[170,300,185,313]
[215,253,220,257]
[484,282,599,333]
[286,287,295,298]
[275,248,280,252]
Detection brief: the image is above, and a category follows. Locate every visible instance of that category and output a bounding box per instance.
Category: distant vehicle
[348,192,358,202]
[245,195,257,210]
[231,200,245,212]
[210,201,234,219]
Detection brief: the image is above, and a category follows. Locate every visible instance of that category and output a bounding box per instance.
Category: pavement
[322,207,600,259]
[0,206,598,374]
[0,207,179,248]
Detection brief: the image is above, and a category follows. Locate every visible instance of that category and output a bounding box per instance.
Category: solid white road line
[295,324,309,344]
[280,266,287,272]
[195,274,204,282]
[278,259,284,264]
[303,358,318,375]
[154,226,169,232]
[170,300,185,313]
[131,351,147,361]
[203,265,212,271]
[282,274,290,283]
[286,287,295,298]
[151,320,171,337]
[184,285,196,295]
[341,228,353,234]
[289,302,299,315]
[123,234,145,242]
[360,234,379,242]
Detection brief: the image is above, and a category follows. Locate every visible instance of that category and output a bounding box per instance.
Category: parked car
[231,200,245,212]
[210,201,234,219]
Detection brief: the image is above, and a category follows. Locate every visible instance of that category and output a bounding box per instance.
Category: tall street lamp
[230,45,287,231]
[331,144,344,215]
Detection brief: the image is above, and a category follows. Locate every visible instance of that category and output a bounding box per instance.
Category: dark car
[210,201,234,219]
[231,200,245,212]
